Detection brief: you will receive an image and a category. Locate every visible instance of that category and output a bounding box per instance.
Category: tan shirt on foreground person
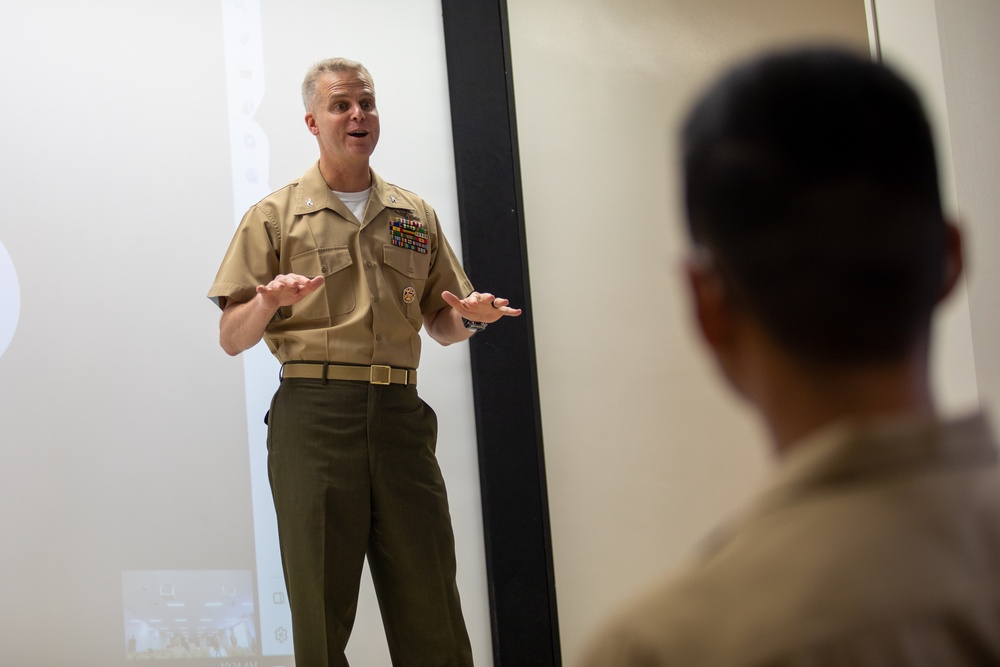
[581,413,1000,666]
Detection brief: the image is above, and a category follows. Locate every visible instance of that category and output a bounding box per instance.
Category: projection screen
[0,1,492,665]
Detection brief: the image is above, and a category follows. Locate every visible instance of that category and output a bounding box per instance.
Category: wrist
[254,292,282,320]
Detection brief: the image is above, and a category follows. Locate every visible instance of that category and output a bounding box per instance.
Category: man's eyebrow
[324,89,374,101]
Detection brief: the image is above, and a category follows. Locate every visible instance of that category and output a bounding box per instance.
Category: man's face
[305,71,380,168]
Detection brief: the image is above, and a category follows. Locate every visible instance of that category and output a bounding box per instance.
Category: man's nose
[351,104,366,120]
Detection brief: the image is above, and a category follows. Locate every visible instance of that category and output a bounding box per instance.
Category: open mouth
[348,131,368,138]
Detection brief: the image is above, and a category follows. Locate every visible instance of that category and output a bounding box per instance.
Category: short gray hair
[301,57,375,110]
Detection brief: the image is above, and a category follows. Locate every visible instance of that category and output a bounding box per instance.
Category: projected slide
[218,0,292,657]
[122,571,259,660]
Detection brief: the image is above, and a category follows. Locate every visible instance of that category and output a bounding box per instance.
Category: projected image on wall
[122,570,260,660]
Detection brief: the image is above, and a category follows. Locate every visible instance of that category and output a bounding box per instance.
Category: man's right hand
[219,274,325,356]
[256,273,326,309]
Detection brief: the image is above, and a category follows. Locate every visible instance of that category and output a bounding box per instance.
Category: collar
[695,411,998,558]
[292,162,414,226]
[755,411,998,515]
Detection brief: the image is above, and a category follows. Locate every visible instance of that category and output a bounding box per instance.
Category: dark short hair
[682,47,946,363]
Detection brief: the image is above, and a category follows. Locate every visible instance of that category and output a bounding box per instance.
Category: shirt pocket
[382,244,431,320]
[287,246,356,321]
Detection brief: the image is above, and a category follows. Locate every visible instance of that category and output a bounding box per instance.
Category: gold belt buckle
[370,365,392,385]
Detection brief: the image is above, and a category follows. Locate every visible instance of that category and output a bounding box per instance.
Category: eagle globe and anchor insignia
[402,286,416,304]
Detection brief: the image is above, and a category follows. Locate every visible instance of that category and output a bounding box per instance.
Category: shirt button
[376,334,382,341]
[373,297,379,304]
[320,265,328,273]
[366,260,374,268]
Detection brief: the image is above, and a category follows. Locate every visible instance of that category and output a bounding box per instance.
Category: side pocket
[287,246,356,320]
[265,388,278,454]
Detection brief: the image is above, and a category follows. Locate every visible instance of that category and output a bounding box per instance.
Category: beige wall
[506,0,870,661]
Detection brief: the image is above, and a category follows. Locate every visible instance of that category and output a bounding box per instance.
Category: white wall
[0,1,491,665]
[506,0,871,661]
[931,0,1000,421]
[866,0,982,417]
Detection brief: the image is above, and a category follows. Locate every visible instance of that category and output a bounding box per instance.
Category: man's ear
[684,250,761,403]
[304,111,319,136]
[684,253,734,354]
[939,220,964,302]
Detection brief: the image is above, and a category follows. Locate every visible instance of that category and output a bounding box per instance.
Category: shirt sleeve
[419,204,474,315]
[207,205,281,310]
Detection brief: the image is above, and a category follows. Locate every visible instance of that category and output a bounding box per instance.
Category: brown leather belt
[280,362,416,386]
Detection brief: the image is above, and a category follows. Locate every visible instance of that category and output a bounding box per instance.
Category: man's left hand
[442,290,523,324]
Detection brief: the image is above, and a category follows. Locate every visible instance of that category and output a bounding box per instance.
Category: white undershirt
[332,187,371,223]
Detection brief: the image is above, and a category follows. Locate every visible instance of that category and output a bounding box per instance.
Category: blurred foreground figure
[582,48,1000,667]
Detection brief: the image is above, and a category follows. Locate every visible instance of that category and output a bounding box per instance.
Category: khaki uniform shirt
[581,412,1000,667]
[208,163,473,367]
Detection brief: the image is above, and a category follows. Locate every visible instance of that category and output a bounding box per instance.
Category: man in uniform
[209,57,520,666]
[581,48,1000,665]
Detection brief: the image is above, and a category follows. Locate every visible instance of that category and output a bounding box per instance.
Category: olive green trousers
[267,377,473,666]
